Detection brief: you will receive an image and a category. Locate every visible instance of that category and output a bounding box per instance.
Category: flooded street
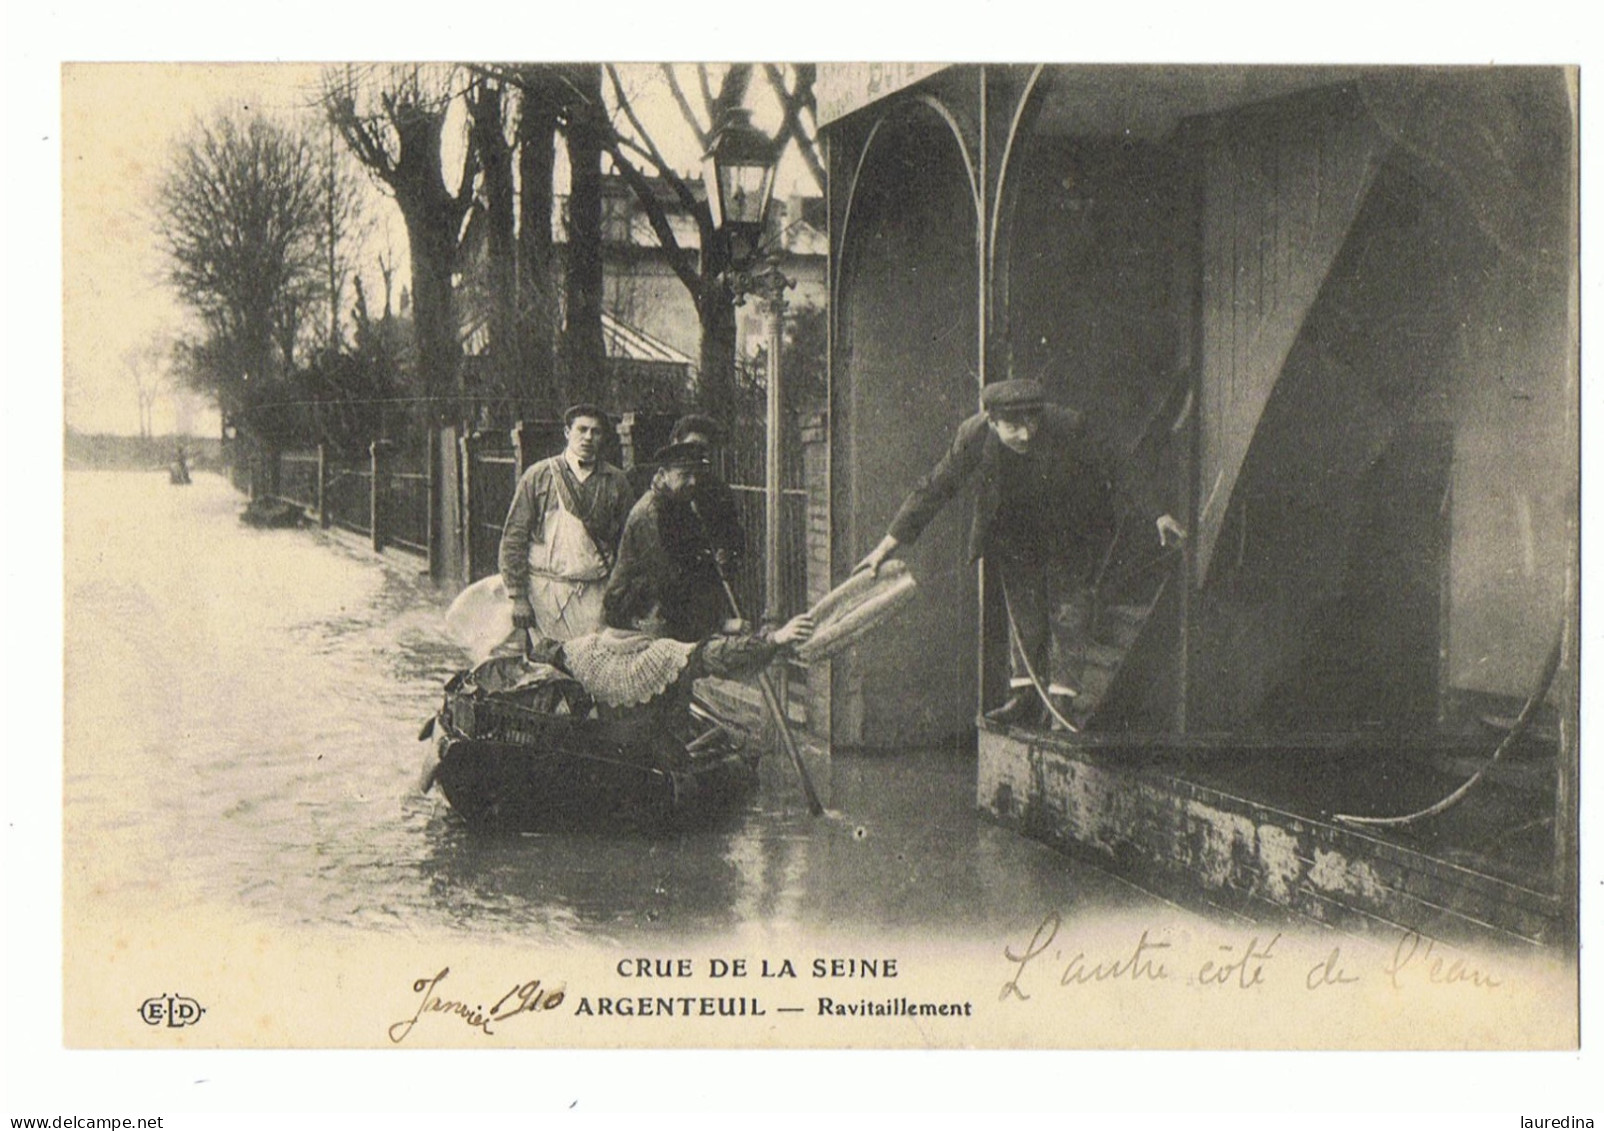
[64,469,1185,947]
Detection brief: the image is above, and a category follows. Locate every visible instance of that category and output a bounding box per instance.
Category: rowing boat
[420,656,758,831]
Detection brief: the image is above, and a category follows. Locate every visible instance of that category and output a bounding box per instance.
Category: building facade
[815,64,1576,943]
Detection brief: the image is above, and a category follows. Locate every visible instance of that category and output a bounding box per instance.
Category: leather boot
[985,692,1044,726]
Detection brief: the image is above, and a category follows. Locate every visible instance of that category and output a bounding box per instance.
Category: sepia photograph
[11,2,1601,1122]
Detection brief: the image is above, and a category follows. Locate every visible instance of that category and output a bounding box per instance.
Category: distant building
[571,172,827,371]
[457,171,825,414]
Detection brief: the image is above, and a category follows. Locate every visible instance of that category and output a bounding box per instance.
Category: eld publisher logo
[138,994,206,1028]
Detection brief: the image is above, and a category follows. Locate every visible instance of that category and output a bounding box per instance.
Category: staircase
[1042,575,1177,734]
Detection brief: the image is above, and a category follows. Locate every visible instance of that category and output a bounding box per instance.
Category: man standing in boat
[607,439,743,645]
[854,378,1185,730]
[499,404,634,642]
[664,413,746,569]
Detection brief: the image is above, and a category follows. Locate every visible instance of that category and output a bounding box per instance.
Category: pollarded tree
[323,64,478,419]
[155,111,326,429]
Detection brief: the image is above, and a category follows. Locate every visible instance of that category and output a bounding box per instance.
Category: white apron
[524,488,609,642]
[443,474,610,662]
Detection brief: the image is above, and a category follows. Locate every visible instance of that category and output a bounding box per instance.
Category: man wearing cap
[625,413,748,568]
[499,404,634,642]
[855,378,1185,729]
[606,439,741,644]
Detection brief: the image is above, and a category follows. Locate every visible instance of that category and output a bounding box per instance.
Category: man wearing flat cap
[855,378,1185,729]
[499,404,634,642]
[606,439,742,644]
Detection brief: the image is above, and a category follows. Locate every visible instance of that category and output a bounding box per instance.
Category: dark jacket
[887,403,1156,569]
[607,488,733,643]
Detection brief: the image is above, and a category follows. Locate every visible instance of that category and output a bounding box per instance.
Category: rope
[1332,624,1565,828]
[997,573,1084,733]
[995,540,1179,734]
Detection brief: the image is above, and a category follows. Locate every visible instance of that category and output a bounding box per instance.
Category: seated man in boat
[558,573,813,766]
[608,439,742,645]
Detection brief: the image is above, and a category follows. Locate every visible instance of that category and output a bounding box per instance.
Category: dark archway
[832,100,981,748]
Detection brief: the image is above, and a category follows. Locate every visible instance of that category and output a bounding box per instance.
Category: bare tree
[559,64,609,409]
[155,111,325,431]
[123,333,171,440]
[464,73,521,419]
[468,63,616,418]
[515,68,564,415]
[323,65,477,418]
[319,121,370,351]
[601,63,824,421]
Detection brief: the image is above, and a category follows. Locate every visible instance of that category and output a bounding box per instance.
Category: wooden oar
[693,503,826,817]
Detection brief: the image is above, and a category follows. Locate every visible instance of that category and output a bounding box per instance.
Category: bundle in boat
[793,560,918,663]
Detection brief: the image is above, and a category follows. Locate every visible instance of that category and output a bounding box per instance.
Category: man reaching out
[855,379,1184,730]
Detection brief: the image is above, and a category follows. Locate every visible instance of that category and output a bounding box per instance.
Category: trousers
[996,554,1094,697]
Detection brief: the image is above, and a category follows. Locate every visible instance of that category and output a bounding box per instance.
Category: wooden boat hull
[432,733,758,831]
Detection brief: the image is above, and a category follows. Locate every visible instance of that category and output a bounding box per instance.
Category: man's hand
[721,617,748,635]
[510,595,537,630]
[853,535,900,577]
[713,547,733,569]
[772,613,816,648]
[1156,514,1187,547]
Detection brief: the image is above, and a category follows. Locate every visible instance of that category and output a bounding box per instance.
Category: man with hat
[855,378,1185,729]
[499,403,634,642]
[606,438,742,644]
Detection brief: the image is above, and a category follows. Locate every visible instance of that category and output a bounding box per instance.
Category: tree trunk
[400,194,461,420]
[562,64,607,409]
[472,79,519,424]
[698,278,738,423]
[517,71,561,418]
[692,65,751,424]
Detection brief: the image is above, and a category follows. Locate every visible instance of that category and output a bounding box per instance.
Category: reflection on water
[65,470,1160,945]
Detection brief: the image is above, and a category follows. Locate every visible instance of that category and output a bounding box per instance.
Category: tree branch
[762,63,826,192]
[696,64,716,121]
[602,140,703,297]
[604,64,703,218]
[659,64,709,148]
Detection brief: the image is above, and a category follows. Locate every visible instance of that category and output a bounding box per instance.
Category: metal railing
[266,443,427,557]
[278,452,320,514]
[464,442,519,583]
[387,467,430,555]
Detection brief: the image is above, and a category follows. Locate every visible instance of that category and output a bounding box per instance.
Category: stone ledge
[977,724,1566,948]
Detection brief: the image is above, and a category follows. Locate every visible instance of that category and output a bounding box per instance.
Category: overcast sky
[60,61,807,436]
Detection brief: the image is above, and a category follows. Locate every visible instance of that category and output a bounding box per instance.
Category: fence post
[460,430,478,581]
[316,443,331,529]
[617,412,639,470]
[369,439,392,553]
[426,426,440,580]
[512,420,535,477]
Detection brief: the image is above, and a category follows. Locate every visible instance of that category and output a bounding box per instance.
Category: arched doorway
[832,102,980,748]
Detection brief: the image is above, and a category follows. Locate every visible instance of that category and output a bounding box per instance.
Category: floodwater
[64,470,1184,946]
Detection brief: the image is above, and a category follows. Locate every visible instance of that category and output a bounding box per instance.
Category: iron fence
[278,452,320,514]
[388,468,430,555]
[324,462,373,539]
[466,443,519,582]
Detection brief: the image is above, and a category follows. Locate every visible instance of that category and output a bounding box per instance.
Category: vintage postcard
[18,11,1600,1117]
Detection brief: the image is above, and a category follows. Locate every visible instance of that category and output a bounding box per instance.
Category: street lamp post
[704,107,791,626]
